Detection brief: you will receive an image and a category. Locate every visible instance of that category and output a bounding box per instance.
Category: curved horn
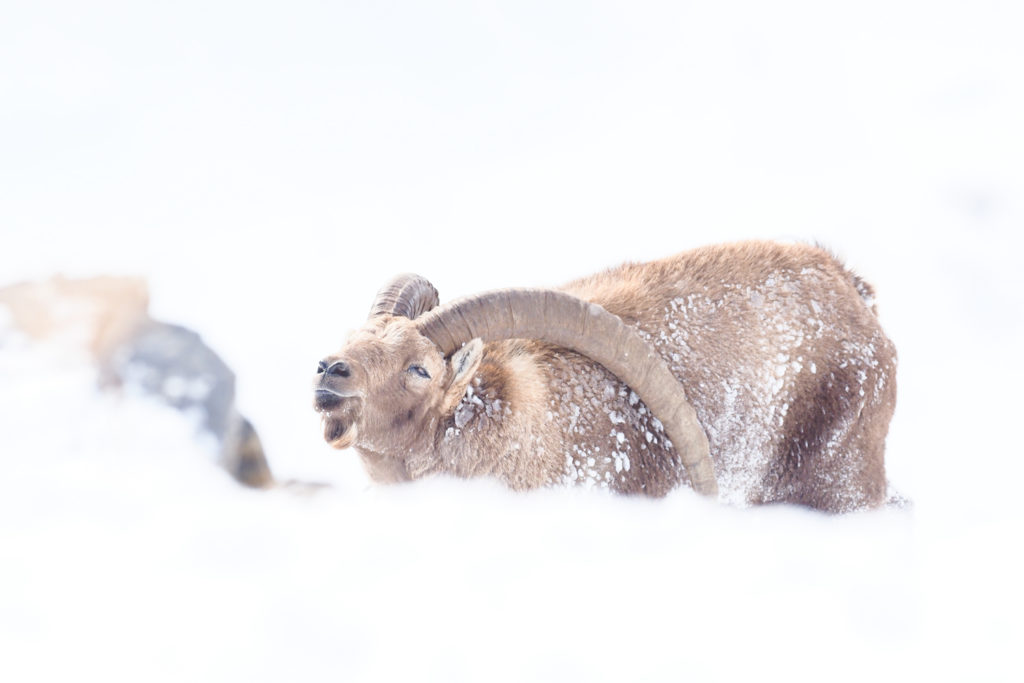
[369,274,439,320]
[415,289,717,497]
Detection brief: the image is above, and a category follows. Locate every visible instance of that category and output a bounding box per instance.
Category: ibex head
[313,275,482,455]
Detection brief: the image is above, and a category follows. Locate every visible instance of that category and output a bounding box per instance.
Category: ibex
[313,241,897,512]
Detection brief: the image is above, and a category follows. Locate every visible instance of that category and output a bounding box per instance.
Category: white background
[2,1,1022,680]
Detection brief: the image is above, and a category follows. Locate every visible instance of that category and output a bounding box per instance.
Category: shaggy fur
[315,241,897,512]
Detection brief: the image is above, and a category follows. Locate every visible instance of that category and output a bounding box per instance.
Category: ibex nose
[318,360,351,378]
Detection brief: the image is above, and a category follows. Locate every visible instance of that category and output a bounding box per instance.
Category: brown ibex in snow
[313,241,897,512]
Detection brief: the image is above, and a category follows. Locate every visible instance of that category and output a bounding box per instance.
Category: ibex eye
[408,364,431,380]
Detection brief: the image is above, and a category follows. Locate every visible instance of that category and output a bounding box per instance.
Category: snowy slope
[2,1,1022,681]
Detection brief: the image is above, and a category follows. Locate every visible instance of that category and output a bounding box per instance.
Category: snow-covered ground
[2,2,1022,680]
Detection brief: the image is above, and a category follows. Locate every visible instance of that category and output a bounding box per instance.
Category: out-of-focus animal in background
[0,275,272,488]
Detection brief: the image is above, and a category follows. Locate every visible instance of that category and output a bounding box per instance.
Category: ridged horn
[369,274,440,320]
[414,289,718,497]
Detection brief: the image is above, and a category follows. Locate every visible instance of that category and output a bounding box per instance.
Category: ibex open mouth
[314,388,346,411]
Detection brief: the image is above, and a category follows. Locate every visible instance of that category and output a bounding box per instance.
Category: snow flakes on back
[556,242,896,511]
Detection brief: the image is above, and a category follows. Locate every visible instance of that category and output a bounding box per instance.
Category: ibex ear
[441,338,484,413]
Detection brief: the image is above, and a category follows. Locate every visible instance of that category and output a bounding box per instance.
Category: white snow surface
[2,1,1023,681]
